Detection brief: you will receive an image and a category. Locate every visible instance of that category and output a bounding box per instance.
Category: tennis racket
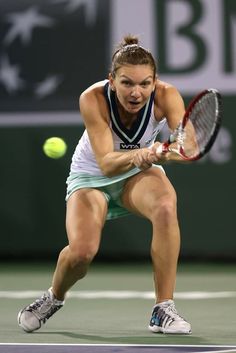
[156,88,222,161]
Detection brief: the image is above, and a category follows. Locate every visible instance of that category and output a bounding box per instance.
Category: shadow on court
[35,331,208,345]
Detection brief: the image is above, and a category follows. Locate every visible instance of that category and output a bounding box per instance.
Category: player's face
[110,64,156,114]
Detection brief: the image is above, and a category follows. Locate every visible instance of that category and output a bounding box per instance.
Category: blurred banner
[1,0,235,115]
[112,0,236,94]
[0,0,110,112]
[0,0,235,260]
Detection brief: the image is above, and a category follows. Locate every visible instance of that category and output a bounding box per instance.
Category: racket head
[179,88,222,160]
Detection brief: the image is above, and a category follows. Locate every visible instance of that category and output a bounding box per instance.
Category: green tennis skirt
[66,166,165,220]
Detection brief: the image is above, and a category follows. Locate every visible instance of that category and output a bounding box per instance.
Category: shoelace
[27,293,62,323]
[28,294,50,310]
[161,303,184,321]
[30,300,43,310]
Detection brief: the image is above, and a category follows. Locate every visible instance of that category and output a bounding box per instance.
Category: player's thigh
[121,167,177,220]
[66,188,108,251]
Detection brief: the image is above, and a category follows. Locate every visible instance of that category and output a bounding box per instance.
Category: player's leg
[121,167,191,334]
[18,188,108,332]
[52,188,108,300]
[122,167,179,301]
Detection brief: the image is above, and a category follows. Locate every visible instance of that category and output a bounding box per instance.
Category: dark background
[0,0,235,261]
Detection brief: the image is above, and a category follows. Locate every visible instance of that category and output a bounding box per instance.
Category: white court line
[0,290,236,299]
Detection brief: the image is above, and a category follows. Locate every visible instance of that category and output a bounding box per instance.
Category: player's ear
[153,74,158,91]
[108,73,115,91]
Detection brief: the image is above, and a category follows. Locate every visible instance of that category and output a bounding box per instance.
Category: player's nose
[130,85,141,98]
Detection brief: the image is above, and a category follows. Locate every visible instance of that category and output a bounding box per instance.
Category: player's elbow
[97,155,117,177]
[99,163,116,177]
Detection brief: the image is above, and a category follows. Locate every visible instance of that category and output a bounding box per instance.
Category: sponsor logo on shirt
[120,143,140,149]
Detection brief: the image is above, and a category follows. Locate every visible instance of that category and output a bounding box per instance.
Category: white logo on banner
[110,0,236,94]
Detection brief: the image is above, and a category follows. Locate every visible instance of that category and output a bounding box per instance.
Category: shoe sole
[149,325,192,334]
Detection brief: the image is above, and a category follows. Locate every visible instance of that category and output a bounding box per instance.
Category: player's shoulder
[155,79,180,99]
[80,80,107,102]
[154,79,184,119]
[154,79,183,107]
[79,80,109,123]
[79,80,108,113]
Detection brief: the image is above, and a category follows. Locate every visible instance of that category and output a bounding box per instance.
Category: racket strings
[184,93,219,158]
[176,126,186,147]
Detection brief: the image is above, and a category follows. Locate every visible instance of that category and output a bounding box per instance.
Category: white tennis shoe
[148,300,191,334]
[17,288,64,332]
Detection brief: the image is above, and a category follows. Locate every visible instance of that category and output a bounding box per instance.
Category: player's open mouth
[129,101,141,106]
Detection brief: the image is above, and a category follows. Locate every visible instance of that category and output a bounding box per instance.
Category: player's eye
[121,80,133,87]
[141,81,152,87]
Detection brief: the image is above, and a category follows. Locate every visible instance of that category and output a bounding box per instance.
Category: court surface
[0,261,236,353]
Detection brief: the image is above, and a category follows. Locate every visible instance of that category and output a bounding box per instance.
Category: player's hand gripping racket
[156,88,222,161]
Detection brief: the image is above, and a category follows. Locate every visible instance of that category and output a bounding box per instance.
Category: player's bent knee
[151,196,177,225]
[69,245,98,269]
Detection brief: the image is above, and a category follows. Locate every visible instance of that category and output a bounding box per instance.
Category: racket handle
[156,143,169,154]
[156,144,163,154]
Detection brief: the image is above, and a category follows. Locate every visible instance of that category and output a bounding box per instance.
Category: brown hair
[111,35,157,78]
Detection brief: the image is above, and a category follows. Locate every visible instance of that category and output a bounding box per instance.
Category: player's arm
[153,83,187,162]
[159,85,185,130]
[79,86,157,177]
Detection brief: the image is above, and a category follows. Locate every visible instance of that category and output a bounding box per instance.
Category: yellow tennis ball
[43,137,67,159]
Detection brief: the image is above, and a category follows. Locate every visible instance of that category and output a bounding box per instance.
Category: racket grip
[156,143,169,154]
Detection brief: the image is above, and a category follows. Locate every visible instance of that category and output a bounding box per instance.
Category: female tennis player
[18,35,191,334]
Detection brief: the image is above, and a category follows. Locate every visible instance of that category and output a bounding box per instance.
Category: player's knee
[152,194,177,225]
[69,244,98,269]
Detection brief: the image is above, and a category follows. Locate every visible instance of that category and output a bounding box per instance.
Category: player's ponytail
[111,34,157,78]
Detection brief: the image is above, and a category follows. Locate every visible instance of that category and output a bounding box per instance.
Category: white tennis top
[70,80,166,176]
